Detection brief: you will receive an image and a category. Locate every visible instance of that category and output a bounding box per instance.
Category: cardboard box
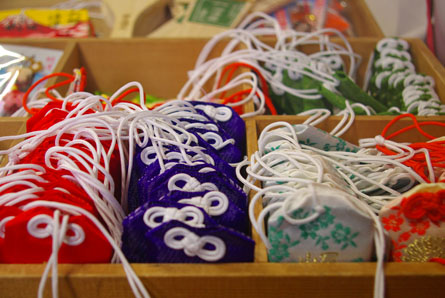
[0,0,382,38]
[0,37,444,298]
[0,118,27,165]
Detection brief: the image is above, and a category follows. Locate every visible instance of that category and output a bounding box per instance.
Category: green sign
[189,0,245,27]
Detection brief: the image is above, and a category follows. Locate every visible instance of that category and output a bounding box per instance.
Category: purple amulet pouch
[139,220,254,263]
[122,200,216,263]
[128,146,238,212]
[188,101,246,153]
[160,189,250,235]
[179,118,243,163]
[136,164,248,210]
[128,162,240,212]
[135,142,237,182]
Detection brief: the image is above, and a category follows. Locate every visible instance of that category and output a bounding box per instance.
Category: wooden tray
[0,37,444,298]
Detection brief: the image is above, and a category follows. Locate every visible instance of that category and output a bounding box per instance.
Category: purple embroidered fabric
[122,201,217,262]
[123,103,254,264]
[124,219,254,263]
[133,142,237,181]
[158,190,250,234]
[177,117,243,163]
[127,144,238,212]
[128,161,239,212]
[188,101,246,153]
[136,164,248,211]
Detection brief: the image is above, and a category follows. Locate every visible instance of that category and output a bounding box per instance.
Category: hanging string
[217,62,277,115]
[374,114,445,182]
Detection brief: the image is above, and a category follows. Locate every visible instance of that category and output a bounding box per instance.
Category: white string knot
[321,55,343,70]
[182,178,201,191]
[27,214,85,246]
[8,151,23,164]
[178,191,229,216]
[168,173,218,192]
[140,146,158,165]
[374,135,386,146]
[195,105,232,122]
[164,227,226,261]
[143,206,205,228]
[200,132,235,150]
[281,184,325,225]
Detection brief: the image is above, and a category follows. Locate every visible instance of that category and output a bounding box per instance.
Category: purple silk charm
[135,142,237,182]
[159,190,250,235]
[136,164,248,211]
[178,117,243,163]
[128,162,239,212]
[128,145,238,212]
[134,220,254,263]
[122,200,216,263]
[188,101,246,152]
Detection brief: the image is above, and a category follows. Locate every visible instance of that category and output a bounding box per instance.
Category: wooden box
[343,0,383,37]
[0,37,444,298]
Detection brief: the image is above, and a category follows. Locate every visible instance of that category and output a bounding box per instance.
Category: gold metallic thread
[298,252,339,263]
[401,236,445,262]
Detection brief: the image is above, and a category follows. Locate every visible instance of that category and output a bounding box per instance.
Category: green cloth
[334,71,387,113]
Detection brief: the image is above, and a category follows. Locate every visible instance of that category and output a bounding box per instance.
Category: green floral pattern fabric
[263,124,359,155]
[267,197,374,263]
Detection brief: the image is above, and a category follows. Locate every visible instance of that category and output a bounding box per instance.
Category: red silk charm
[400,190,445,224]
[2,207,112,263]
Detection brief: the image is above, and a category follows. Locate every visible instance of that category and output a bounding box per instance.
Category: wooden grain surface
[245,119,268,263]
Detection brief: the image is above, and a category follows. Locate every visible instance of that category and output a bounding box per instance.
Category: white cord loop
[27,214,85,246]
[194,105,233,122]
[143,206,205,228]
[164,227,226,262]
[167,173,218,192]
[199,132,236,150]
[177,12,359,119]
[178,191,229,216]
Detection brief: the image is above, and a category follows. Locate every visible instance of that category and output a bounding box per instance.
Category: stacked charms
[380,183,445,262]
[122,100,254,263]
[367,37,445,115]
[0,90,151,297]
